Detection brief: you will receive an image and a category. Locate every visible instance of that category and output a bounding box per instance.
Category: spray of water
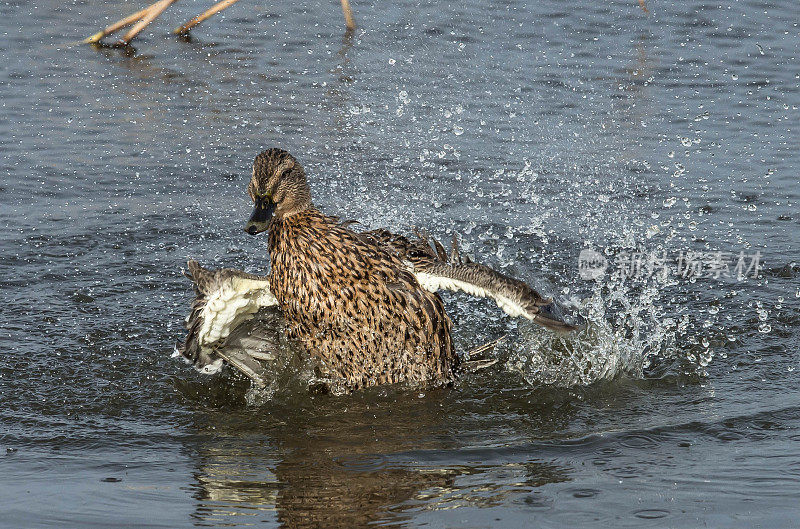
[507,260,684,387]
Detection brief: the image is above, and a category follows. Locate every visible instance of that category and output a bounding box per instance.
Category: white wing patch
[197,276,277,353]
[414,271,530,319]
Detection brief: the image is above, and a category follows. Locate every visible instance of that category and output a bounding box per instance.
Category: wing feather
[176,260,279,384]
[375,231,579,332]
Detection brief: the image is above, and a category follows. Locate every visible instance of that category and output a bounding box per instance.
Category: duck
[175,148,578,392]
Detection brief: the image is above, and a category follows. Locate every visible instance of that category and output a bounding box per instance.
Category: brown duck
[176,148,577,391]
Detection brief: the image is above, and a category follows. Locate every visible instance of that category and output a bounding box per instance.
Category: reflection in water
[325,27,359,140]
[336,29,356,81]
[185,391,570,527]
[612,31,656,135]
[93,44,189,88]
[276,453,452,527]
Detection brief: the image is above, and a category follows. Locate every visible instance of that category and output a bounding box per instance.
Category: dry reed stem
[118,0,178,45]
[173,0,243,35]
[341,0,356,30]
[83,4,151,43]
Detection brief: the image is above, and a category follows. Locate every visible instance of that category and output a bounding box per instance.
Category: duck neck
[273,174,314,220]
[275,198,313,220]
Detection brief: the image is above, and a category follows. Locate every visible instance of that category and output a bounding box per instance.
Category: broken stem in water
[340,0,356,30]
[83,5,150,43]
[173,0,243,35]
[118,0,178,45]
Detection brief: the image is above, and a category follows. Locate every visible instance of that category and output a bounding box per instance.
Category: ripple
[520,492,553,510]
[618,434,660,449]
[716,431,745,442]
[570,488,600,499]
[634,509,669,519]
[609,466,641,479]
[334,454,388,472]
[780,462,800,477]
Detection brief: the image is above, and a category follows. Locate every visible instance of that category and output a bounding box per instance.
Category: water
[1,0,799,526]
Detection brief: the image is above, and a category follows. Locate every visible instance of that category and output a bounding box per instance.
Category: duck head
[244,148,312,235]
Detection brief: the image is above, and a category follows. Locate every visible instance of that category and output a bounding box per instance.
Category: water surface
[1,0,799,527]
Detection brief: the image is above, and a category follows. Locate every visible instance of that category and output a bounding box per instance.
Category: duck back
[267,209,458,390]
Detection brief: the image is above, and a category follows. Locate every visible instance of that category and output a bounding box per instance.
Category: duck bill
[244,199,275,235]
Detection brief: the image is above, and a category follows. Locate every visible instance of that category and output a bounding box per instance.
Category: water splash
[507,274,681,387]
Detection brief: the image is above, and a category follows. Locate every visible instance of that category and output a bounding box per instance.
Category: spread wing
[174,260,279,386]
[365,229,579,333]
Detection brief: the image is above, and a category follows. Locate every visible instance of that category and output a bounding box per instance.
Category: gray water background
[1,0,799,527]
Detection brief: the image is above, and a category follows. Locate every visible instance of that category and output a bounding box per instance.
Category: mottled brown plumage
[240,148,454,388]
[266,208,457,389]
[241,148,453,388]
[177,148,578,391]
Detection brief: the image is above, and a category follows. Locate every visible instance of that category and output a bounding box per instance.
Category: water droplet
[699,349,713,367]
[453,125,464,136]
[759,323,772,333]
